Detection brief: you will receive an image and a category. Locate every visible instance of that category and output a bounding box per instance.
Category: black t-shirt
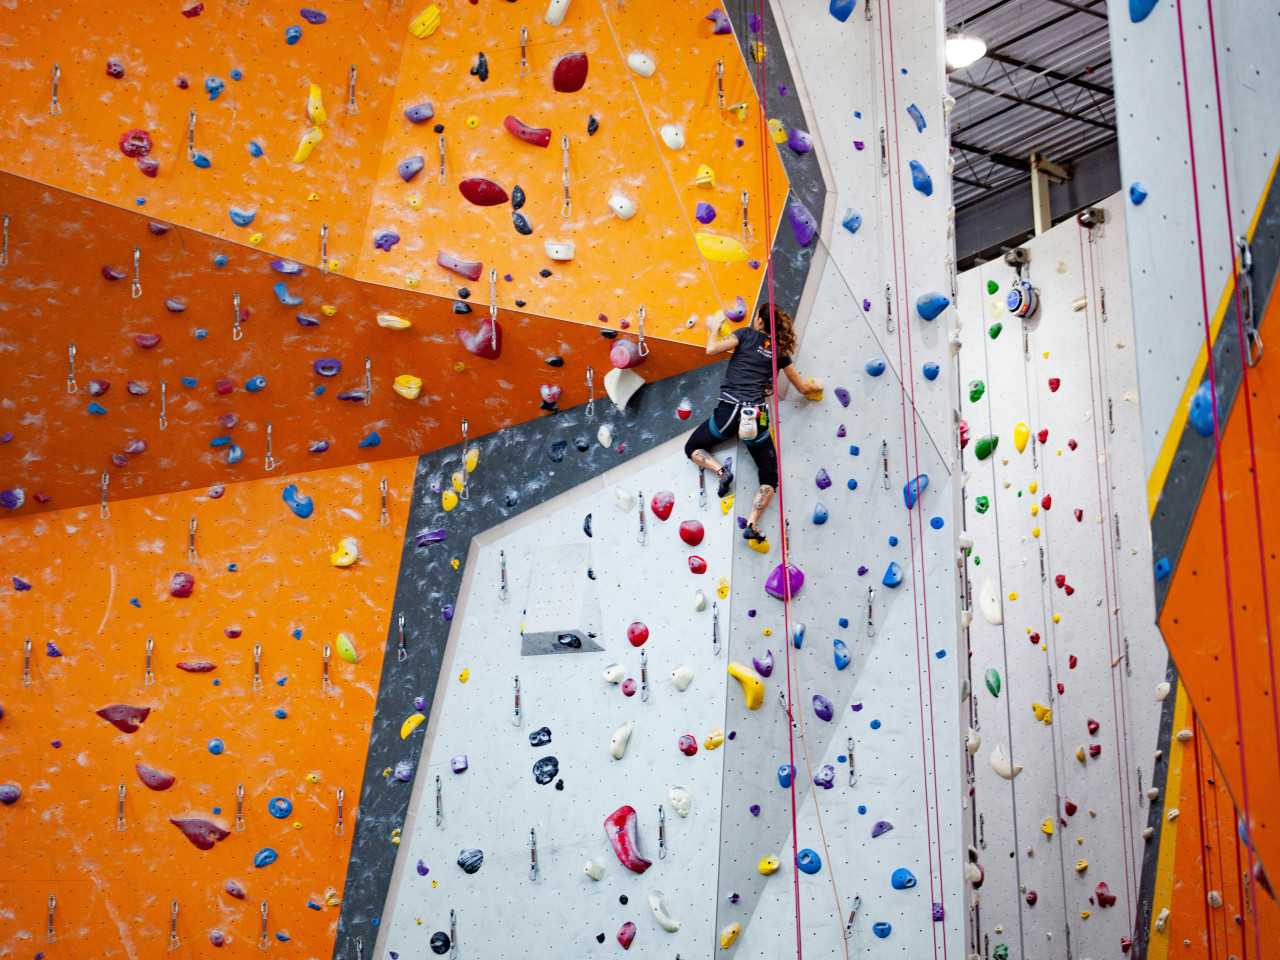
[720,327,792,401]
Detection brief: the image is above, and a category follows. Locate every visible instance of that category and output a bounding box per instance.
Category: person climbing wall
[684,301,822,542]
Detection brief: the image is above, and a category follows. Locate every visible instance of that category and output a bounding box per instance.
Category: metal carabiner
[637,305,649,357]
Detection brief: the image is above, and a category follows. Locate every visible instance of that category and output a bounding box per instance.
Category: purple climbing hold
[725,296,747,321]
[706,7,732,34]
[417,859,430,876]
[13,576,31,591]
[871,819,894,838]
[300,8,327,24]
[836,424,847,438]
[932,902,946,921]
[394,760,414,782]
[374,230,401,252]
[308,440,330,454]
[0,489,25,510]
[749,804,761,817]
[813,694,834,722]
[313,358,342,378]
[224,880,246,899]
[787,129,813,155]
[815,468,832,490]
[451,754,468,773]
[788,200,817,247]
[405,101,435,124]
[45,641,62,658]
[765,563,805,601]
[415,528,447,548]
[695,201,717,224]
[753,650,774,677]
[134,333,161,349]
[834,387,850,408]
[0,783,20,805]
[398,155,425,182]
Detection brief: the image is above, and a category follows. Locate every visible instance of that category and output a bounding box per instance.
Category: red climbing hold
[137,157,159,177]
[603,805,651,873]
[958,420,970,449]
[503,115,552,148]
[458,178,509,206]
[1121,938,1133,953]
[1086,718,1100,735]
[457,317,501,359]
[96,704,151,733]
[552,52,589,93]
[610,339,646,370]
[1028,632,1040,645]
[1073,508,1084,522]
[1064,798,1078,816]
[136,762,176,791]
[177,660,217,673]
[688,555,707,575]
[1088,743,1102,759]
[1056,682,1065,694]
[1037,428,1049,444]
[1054,575,1066,588]
[1040,494,1052,510]
[170,816,231,851]
[119,129,152,158]
[650,491,674,521]
[1025,890,1038,906]
[621,678,637,697]
[679,520,705,546]
[617,922,636,950]
[677,734,698,756]
[1067,438,1078,451]
[170,571,195,598]
[1048,377,1061,392]
[1068,654,1078,669]
[1095,881,1117,908]
[626,622,649,648]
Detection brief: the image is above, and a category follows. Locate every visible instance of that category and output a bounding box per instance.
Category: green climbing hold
[993,946,1009,960]
[975,435,999,461]
[988,322,1003,339]
[974,556,982,566]
[986,280,999,295]
[985,668,1002,697]
[974,496,990,514]
[969,380,985,403]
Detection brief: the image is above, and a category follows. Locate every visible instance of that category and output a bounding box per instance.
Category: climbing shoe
[743,523,766,543]
[716,467,734,498]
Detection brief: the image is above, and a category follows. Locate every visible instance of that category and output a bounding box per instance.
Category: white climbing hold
[604,367,645,411]
[990,744,1023,780]
[668,784,691,818]
[544,240,575,261]
[979,577,1003,625]
[603,662,625,684]
[1155,681,1171,701]
[648,890,682,932]
[660,124,685,150]
[1175,729,1193,742]
[1155,907,1170,932]
[1208,890,1223,908]
[966,727,982,755]
[693,589,708,612]
[1167,807,1180,822]
[671,665,694,691]
[544,0,570,26]
[614,487,635,512]
[627,52,656,77]
[597,424,614,448]
[610,720,634,760]
[609,193,638,220]
[584,860,604,880]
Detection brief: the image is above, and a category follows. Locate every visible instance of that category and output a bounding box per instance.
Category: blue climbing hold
[906,103,926,133]
[229,206,256,227]
[1130,0,1158,22]
[930,516,944,530]
[268,797,293,819]
[208,738,225,755]
[1154,556,1171,581]
[916,292,949,321]
[226,444,244,465]
[245,375,267,393]
[841,209,862,234]
[891,867,917,890]
[833,638,850,671]
[205,76,224,101]
[846,479,858,491]
[829,0,856,22]
[923,361,940,381]
[181,376,198,389]
[285,24,303,44]
[796,848,823,874]
[210,436,232,448]
[882,562,903,588]
[1188,381,1216,437]
[792,622,806,649]
[253,847,279,869]
[838,617,849,629]
[273,282,302,306]
[213,253,229,268]
[1129,182,1148,205]
[248,140,264,158]
[359,432,382,449]
[777,764,795,788]
[865,358,886,377]
[813,503,829,525]
[909,160,933,196]
[87,402,107,416]
[192,151,212,169]
[872,922,892,939]
[903,474,929,509]
[888,535,898,546]
[282,484,314,519]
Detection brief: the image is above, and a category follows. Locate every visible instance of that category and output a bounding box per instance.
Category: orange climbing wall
[1157,285,1280,885]
[0,170,712,514]
[0,0,787,343]
[0,457,416,956]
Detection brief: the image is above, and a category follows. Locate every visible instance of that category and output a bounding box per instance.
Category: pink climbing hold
[458,178,509,206]
[437,250,483,281]
[609,339,646,370]
[177,659,217,673]
[621,677,637,697]
[170,571,195,598]
[169,816,231,851]
[626,621,649,647]
[96,703,151,733]
[503,115,552,148]
[677,734,698,756]
[1086,718,1100,735]
[650,491,674,521]
[765,563,805,600]
[552,52,589,93]
[617,922,636,950]
[136,762,176,791]
[119,129,153,158]
[457,317,501,359]
[134,333,162,349]
[679,520,705,546]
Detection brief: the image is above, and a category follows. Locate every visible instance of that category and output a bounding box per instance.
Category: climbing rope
[1171,4,1262,954]
[1191,717,1221,960]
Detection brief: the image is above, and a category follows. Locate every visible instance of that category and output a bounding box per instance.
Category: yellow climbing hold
[1075,746,1087,763]
[757,854,780,875]
[727,661,765,710]
[306,771,321,784]
[466,115,479,129]
[1028,480,1038,494]
[694,164,716,188]
[762,628,773,637]
[442,489,459,511]
[390,827,402,846]
[1080,910,1091,920]
[746,536,770,555]
[1041,817,1055,837]
[458,667,470,683]
[450,558,460,571]
[1013,421,1030,453]
[335,632,360,664]
[400,713,426,739]
[464,447,480,473]
[720,495,734,515]
[750,40,765,62]
[377,312,412,330]
[703,729,725,750]
[307,83,327,125]
[248,232,264,246]
[453,361,466,373]
[1008,591,1018,601]
[767,118,787,143]
[408,4,442,37]
[330,536,360,568]
[393,374,423,400]
[321,304,338,317]
[717,577,730,599]
[1032,702,1052,724]
[293,126,324,163]
[1052,613,1061,623]
[307,192,320,202]
[451,471,465,493]
[1031,527,1041,538]
[405,276,420,289]
[1075,859,1089,874]
[695,232,751,263]
[719,923,742,949]
[408,194,422,210]
[1030,504,1039,517]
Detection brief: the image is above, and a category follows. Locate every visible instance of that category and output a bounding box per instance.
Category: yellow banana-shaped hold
[408,4,442,37]
[703,729,725,751]
[335,632,360,664]
[695,232,751,263]
[307,83,327,125]
[728,661,765,710]
[293,126,324,163]
[1013,421,1030,453]
[719,923,741,949]
[393,374,423,400]
[1041,817,1055,837]
[400,712,426,739]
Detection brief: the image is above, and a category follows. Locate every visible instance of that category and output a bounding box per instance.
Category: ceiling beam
[951,140,1031,172]
[1042,0,1108,19]
[949,77,1115,131]
[984,51,1112,97]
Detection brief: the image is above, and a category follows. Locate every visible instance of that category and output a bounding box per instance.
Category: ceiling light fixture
[946,33,988,69]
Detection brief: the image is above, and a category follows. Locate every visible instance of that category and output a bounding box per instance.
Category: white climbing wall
[376,440,736,957]
[1108,2,1279,468]
[955,193,1167,958]
[713,1,964,957]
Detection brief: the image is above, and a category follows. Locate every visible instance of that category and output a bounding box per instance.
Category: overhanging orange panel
[354,1,786,343]
[0,172,711,514]
[1157,287,1280,881]
[0,456,418,957]
[0,0,401,276]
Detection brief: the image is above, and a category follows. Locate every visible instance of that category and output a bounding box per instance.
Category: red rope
[748,4,803,956]
[1193,718,1220,960]
[878,3,945,955]
[1230,780,1251,960]
[1171,3,1259,942]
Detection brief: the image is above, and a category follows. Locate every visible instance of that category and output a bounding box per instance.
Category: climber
[684,301,822,543]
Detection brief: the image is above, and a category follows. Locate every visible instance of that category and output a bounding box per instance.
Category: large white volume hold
[671,665,694,691]
[979,576,1003,625]
[627,52,656,77]
[668,784,691,817]
[659,124,685,150]
[609,720,634,760]
[609,193,637,220]
[602,662,625,684]
[544,241,575,262]
[544,0,570,25]
[989,744,1023,780]
[648,891,682,932]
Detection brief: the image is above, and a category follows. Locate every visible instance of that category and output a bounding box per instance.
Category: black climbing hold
[600,330,618,340]
[515,299,527,308]
[511,185,526,210]
[433,123,445,133]
[555,779,564,790]
[457,287,471,299]
[545,356,564,367]
[470,52,489,81]
[573,436,589,452]
[587,115,599,136]
[596,934,606,944]
[513,212,533,235]
[583,513,593,537]
[556,632,581,648]
[533,756,559,785]
[430,932,451,955]
[456,848,484,874]
[587,567,596,580]
[538,268,552,278]
[529,726,552,747]
[549,440,568,463]
[619,895,628,906]
[504,491,519,508]
[452,301,472,314]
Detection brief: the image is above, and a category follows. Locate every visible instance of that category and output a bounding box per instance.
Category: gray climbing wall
[714,1,965,957]
[955,192,1167,959]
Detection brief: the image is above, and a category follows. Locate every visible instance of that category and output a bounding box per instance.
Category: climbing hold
[604,805,652,873]
[909,160,933,196]
[393,374,423,400]
[679,520,705,546]
[907,103,927,133]
[627,52,656,77]
[728,662,765,710]
[984,667,1002,697]
[282,484,314,519]
[703,729,725,750]
[616,922,636,951]
[916,292,949,321]
[842,209,862,234]
[695,202,716,224]
[330,537,359,568]
[400,713,426,739]
[170,816,231,850]
[532,756,558,784]
[974,435,999,461]
[544,240,575,261]
[792,622,806,648]
[136,763,176,791]
[552,52,588,92]
[990,744,1023,780]
[96,704,151,734]
[829,0,856,21]
[459,178,508,206]
[609,721,634,760]
[408,4,442,38]
[677,734,698,756]
[668,785,691,818]
[812,694,834,722]
[169,571,195,598]
[871,820,894,838]
[1129,181,1149,205]
[833,639,850,670]
[891,867,918,890]
[882,562,903,588]
[268,797,293,819]
[609,193,637,220]
[695,232,751,262]
[1188,381,1216,437]
[456,848,484,874]
[903,474,929,508]
[719,923,741,949]
[293,126,324,163]
[813,503,829,525]
[437,250,483,281]
[334,632,359,664]
[1095,881,1117,907]
[660,124,685,149]
[833,386,851,408]
[816,468,833,490]
[584,860,604,880]
[752,650,774,677]
[758,855,781,876]
[457,318,501,359]
[923,361,940,381]
[1013,422,1030,453]
[796,848,823,874]
[788,201,818,247]
[648,890,681,933]
[405,101,435,124]
[872,922,893,939]
[545,0,571,27]
[866,357,886,377]
[504,115,552,148]
[765,563,805,600]
[671,665,694,691]
[612,339,647,370]
[777,764,794,788]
